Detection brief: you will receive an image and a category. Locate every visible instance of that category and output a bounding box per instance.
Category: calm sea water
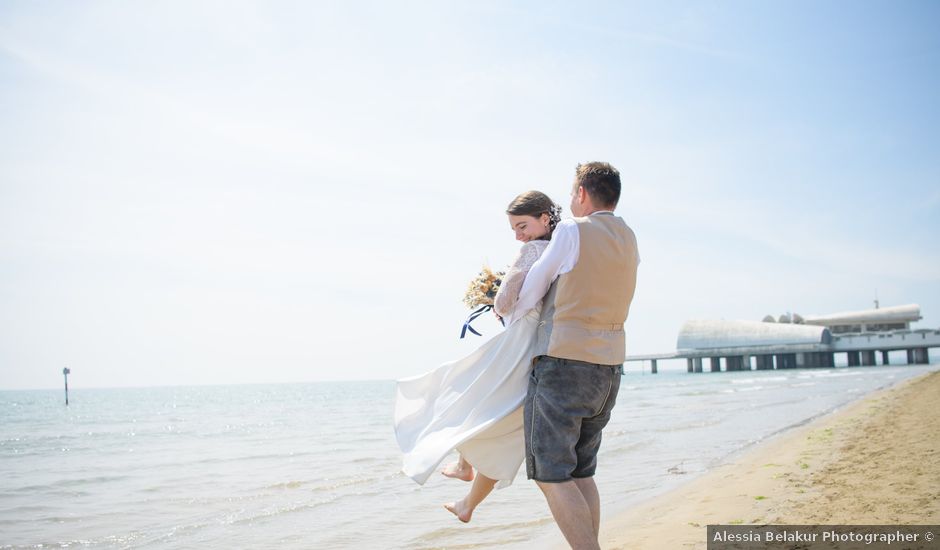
[2,363,938,549]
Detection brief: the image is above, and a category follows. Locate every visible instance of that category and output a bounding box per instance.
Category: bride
[394,190,562,523]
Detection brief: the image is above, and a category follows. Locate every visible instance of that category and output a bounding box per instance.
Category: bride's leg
[441,454,474,481]
[443,472,498,523]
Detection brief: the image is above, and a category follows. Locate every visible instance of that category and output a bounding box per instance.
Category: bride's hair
[506,191,563,238]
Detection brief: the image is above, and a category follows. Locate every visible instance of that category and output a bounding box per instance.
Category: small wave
[225,486,390,526]
[408,515,554,545]
[348,455,387,465]
[719,384,773,393]
[186,450,318,466]
[334,436,388,444]
[800,370,863,379]
[602,438,655,456]
[61,525,168,549]
[748,397,813,410]
[678,390,713,396]
[39,514,85,524]
[249,470,399,496]
[652,419,722,433]
[313,471,401,493]
[10,474,130,493]
[731,376,787,384]
[225,499,333,525]
[265,480,306,490]
[0,504,52,517]
[60,474,131,487]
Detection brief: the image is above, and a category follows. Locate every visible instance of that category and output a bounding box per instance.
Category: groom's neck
[580,206,615,216]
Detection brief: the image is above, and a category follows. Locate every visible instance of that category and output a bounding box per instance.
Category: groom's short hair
[574,162,620,208]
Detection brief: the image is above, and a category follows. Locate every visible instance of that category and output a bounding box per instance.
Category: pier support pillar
[799,352,824,368]
[755,355,773,370]
[824,353,835,367]
[775,353,796,369]
[693,357,703,373]
[847,351,860,367]
[913,348,930,364]
[710,357,721,372]
[687,358,693,373]
[742,355,752,371]
[651,359,658,374]
[881,350,890,365]
[861,350,876,366]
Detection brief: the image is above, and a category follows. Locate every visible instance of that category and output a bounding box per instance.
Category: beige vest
[534,212,639,365]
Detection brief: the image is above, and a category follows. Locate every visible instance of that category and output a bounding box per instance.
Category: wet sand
[599,369,940,549]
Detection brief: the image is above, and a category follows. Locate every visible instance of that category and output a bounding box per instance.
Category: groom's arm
[512,219,580,317]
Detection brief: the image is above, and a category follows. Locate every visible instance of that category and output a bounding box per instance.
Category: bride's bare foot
[443,500,472,523]
[441,461,474,482]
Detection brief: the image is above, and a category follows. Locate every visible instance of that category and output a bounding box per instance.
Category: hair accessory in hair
[548,204,563,229]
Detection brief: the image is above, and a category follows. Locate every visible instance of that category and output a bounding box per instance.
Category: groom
[513,162,639,549]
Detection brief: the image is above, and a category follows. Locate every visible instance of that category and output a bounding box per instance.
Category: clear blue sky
[1,1,938,389]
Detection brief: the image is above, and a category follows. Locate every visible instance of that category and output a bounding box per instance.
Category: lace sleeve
[494,240,549,319]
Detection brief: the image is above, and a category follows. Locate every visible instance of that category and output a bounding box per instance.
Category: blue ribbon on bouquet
[460,305,505,339]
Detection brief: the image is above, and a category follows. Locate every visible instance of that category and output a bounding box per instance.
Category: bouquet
[460,266,506,338]
[463,266,506,308]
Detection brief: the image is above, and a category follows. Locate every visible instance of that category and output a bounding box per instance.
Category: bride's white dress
[394,240,548,487]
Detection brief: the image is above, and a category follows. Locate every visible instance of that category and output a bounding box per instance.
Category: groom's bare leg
[574,477,601,536]
[536,480,600,550]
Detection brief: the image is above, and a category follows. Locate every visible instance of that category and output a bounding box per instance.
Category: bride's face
[508,213,550,243]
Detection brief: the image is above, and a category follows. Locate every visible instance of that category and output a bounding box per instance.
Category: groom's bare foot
[443,500,472,523]
[441,461,474,482]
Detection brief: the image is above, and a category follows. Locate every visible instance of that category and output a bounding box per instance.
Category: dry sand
[598,370,940,549]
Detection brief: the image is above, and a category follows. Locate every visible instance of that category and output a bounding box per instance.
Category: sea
[2,363,938,549]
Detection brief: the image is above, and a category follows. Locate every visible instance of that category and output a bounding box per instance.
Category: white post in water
[63,367,70,406]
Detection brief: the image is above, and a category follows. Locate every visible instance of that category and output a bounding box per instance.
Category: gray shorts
[523,355,622,482]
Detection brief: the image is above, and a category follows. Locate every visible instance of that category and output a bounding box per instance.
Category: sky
[1,1,938,390]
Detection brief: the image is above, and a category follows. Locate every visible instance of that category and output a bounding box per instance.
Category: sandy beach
[598,369,940,549]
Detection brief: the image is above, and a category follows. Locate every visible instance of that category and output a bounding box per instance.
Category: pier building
[627,304,937,373]
[802,303,922,334]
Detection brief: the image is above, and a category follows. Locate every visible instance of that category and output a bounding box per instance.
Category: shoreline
[592,368,940,549]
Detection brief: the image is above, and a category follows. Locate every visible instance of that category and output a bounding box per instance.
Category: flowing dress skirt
[394,307,540,487]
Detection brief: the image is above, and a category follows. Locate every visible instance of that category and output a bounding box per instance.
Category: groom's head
[570,162,620,217]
